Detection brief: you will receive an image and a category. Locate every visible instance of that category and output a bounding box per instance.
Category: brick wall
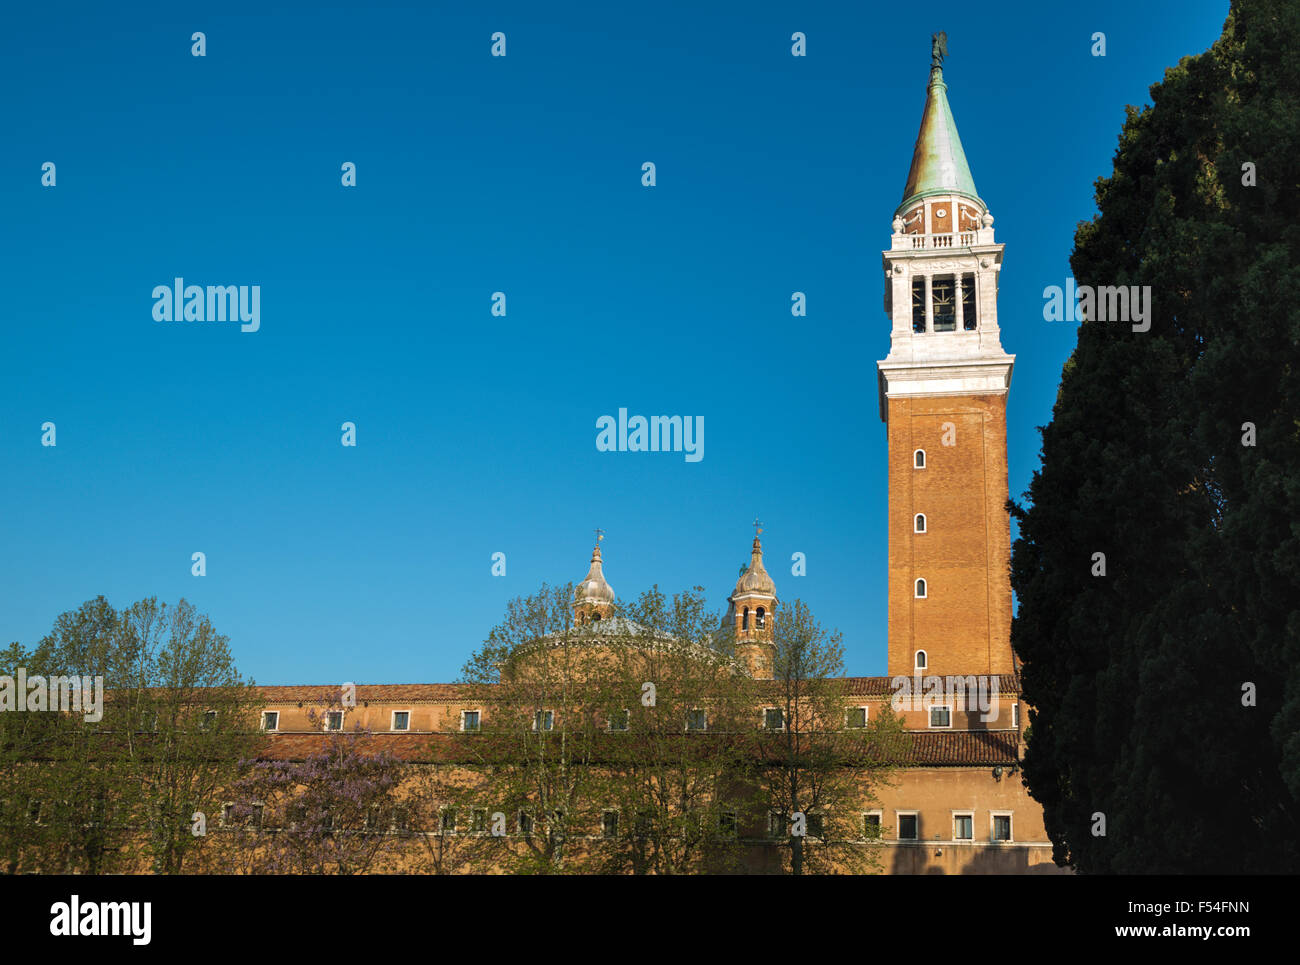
[887,392,1014,678]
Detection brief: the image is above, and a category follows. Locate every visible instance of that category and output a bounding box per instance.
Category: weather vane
[753,517,763,537]
[594,527,604,543]
[931,31,947,69]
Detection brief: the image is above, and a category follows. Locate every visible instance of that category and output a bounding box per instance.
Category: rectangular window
[261,711,278,732]
[533,710,554,732]
[929,704,952,728]
[954,813,974,840]
[439,808,457,834]
[806,813,824,839]
[609,709,629,732]
[517,811,533,835]
[201,710,217,730]
[961,273,977,330]
[912,278,927,333]
[846,706,867,728]
[461,710,481,732]
[1013,703,1020,728]
[898,812,919,840]
[719,810,737,838]
[686,709,707,732]
[602,810,619,839]
[325,711,343,732]
[250,803,264,829]
[768,812,785,838]
[393,807,410,834]
[391,711,410,732]
[221,803,235,827]
[992,813,1013,842]
[863,812,882,837]
[471,808,488,833]
[932,275,957,331]
[763,708,784,730]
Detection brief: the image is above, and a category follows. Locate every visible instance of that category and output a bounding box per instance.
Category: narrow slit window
[915,578,927,599]
[961,274,977,330]
[912,278,927,333]
[914,513,926,533]
[914,449,926,469]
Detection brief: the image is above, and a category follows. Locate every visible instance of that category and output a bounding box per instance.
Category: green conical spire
[898,62,982,213]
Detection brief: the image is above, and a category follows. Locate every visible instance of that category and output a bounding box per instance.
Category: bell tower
[726,524,777,679]
[878,35,1015,679]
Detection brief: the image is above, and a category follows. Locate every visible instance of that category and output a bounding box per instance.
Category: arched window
[914,513,926,533]
[914,449,926,469]
[742,607,750,630]
[915,649,927,670]
[756,607,766,628]
[915,578,927,599]
[961,273,977,330]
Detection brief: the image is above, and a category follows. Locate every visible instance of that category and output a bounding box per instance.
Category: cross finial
[594,527,604,543]
[753,517,763,537]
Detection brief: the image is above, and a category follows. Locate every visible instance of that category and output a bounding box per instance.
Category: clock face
[936,208,947,217]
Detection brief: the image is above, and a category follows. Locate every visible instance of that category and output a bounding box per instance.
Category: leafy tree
[1009,0,1300,873]
[402,762,495,874]
[457,582,616,874]
[115,597,265,873]
[595,585,752,874]
[744,599,906,875]
[0,599,139,873]
[0,596,262,873]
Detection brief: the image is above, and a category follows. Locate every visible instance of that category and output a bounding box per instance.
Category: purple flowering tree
[214,702,405,875]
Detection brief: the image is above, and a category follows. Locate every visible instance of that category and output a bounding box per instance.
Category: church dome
[574,544,615,605]
[734,536,775,595]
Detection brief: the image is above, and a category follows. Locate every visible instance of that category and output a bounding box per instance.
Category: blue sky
[0,0,1230,682]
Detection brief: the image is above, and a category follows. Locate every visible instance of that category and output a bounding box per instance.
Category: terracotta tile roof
[260,728,1021,767]
[904,729,1020,765]
[255,683,483,704]
[252,675,1020,705]
[842,674,1021,697]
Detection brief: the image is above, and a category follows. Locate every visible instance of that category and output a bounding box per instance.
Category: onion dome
[734,535,775,595]
[574,543,615,607]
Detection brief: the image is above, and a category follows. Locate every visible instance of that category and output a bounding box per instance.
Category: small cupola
[573,533,616,626]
